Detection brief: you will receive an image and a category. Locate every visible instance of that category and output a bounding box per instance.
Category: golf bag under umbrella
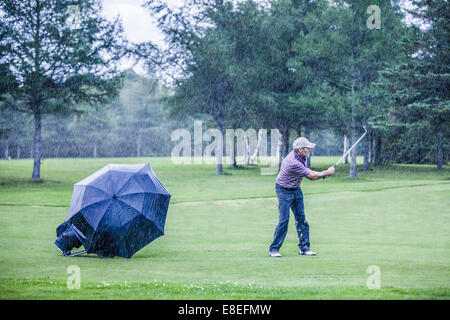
[54,163,171,258]
[55,223,84,256]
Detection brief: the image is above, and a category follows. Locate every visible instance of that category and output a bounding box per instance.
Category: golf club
[323,126,368,178]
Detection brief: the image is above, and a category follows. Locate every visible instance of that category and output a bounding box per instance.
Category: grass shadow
[0,178,63,186]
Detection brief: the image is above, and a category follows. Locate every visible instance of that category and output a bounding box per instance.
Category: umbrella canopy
[56,163,171,258]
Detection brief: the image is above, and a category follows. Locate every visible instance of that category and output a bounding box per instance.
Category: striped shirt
[276,151,311,188]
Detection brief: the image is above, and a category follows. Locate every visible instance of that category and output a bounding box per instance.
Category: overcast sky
[101,0,422,75]
[102,0,163,45]
[101,0,180,74]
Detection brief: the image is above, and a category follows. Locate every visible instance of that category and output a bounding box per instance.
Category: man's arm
[305,166,335,181]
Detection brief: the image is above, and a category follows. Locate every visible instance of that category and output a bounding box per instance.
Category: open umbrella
[54,163,171,258]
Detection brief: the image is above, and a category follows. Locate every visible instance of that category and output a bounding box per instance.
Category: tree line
[1,69,182,159]
[142,0,448,175]
[0,0,448,181]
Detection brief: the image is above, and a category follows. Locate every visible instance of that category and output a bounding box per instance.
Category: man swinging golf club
[269,137,335,257]
[269,127,367,257]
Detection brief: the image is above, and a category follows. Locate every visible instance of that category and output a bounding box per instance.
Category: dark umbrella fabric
[55,163,171,258]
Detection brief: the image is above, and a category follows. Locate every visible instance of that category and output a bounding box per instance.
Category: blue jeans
[269,183,310,252]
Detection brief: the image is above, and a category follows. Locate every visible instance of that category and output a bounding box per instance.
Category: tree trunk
[215,118,224,175]
[229,135,237,168]
[226,128,237,168]
[304,128,311,168]
[249,129,263,165]
[16,144,21,159]
[281,127,290,159]
[349,112,357,178]
[32,3,42,180]
[137,131,141,157]
[343,135,349,164]
[4,138,9,159]
[32,112,42,181]
[276,129,283,170]
[437,131,444,170]
[349,17,358,179]
[349,110,358,178]
[244,134,250,165]
[363,139,370,171]
[349,128,358,178]
[93,138,98,158]
[374,133,382,165]
[194,120,203,164]
[349,40,358,178]
[369,131,373,165]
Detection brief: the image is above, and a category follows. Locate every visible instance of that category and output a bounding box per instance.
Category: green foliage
[143,0,252,131]
[253,0,332,141]
[0,0,447,170]
[373,0,450,167]
[321,0,408,128]
[0,0,128,179]
[0,70,185,158]
[0,0,126,114]
[50,70,181,157]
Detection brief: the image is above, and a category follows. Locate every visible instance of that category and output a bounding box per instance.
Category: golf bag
[54,222,84,256]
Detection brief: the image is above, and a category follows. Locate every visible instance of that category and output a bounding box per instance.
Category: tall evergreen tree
[374,0,449,169]
[322,0,408,177]
[143,0,251,174]
[0,0,127,180]
[241,0,331,159]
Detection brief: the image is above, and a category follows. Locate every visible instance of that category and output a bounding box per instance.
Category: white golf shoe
[269,252,282,257]
[299,250,317,256]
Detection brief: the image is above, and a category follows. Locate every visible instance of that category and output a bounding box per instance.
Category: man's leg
[291,188,310,252]
[269,186,293,253]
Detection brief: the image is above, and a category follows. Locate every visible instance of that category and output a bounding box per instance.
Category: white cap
[292,137,316,150]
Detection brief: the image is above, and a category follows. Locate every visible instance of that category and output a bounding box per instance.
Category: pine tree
[0,0,126,180]
[375,0,449,169]
[323,0,408,177]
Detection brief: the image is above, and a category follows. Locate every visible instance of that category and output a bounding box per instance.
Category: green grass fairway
[0,157,449,299]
